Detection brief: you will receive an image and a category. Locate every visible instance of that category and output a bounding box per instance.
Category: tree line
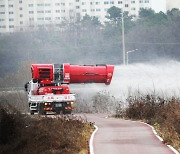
[0,7,180,77]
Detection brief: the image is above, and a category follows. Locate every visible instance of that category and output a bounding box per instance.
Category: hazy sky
[151,0,167,12]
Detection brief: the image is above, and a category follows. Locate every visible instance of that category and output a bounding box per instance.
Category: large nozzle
[63,64,114,85]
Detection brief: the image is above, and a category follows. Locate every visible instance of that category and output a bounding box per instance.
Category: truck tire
[38,104,46,115]
[30,111,34,115]
[64,110,72,114]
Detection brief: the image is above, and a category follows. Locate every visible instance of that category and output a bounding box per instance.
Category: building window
[19,1,22,4]
[45,3,51,6]
[0,5,5,7]
[90,2,93,5]
[45,10,51,13]
[9,5,13,7]
[61,3,65,6]
[56,10,61,13]
[9,12,14,14]
[91,9,95,12]
[37,10,44,13]
[76,6,80,9]
[96,2,100,5]
[9,18,14,21]
[0,18,5,21]
[0,12,5,14]
[29,18,34,21]
[20,21,23,24]
[125,4,129,7]
[29,11,34,14]
[139,0,143,3]
[29,4,33,7]
[96,8,101,12]
[9,25,14,28]
[61,10,65,13]
[37,18,44,20]
[104,2,109,4]
[131,7,136,10]
[0,26,6,28]
[118,1,122,4]
[55,17,61,20]
[82,9,86,12]
[20,14,23,17]
[55,3,60,6]
[131,1,135,3]
[45,17,51,20]
[110,1,114,4]
[82,2,86,5]
[104,8,108,11]
[19,7,23,10]
[76,0,80,2]
[145,0,149,3]
[37,4,44,6]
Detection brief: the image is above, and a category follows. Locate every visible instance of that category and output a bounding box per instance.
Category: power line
[126,42,180,45]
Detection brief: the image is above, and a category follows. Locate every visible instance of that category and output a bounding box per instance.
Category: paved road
[80,114,175,154]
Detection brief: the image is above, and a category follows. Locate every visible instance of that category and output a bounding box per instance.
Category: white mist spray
[70,60,180,104]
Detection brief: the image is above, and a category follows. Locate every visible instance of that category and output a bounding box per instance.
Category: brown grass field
[0,102,93,154]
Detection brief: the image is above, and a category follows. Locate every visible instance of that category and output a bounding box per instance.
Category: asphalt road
[80,114,175,154]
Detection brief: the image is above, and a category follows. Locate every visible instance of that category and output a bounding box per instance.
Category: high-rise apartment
[0,0,152,33]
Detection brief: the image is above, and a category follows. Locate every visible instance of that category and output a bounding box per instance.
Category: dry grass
[0,91,28,113]
[0,103,93,154]
[115,95,180,152]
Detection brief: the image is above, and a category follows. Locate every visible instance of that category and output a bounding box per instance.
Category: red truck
[25,63,114,115]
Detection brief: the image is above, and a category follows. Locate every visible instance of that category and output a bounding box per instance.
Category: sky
[151,0,167,13]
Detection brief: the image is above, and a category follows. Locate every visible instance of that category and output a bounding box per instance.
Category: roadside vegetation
[114,94,180,152]
[0,102,93,154]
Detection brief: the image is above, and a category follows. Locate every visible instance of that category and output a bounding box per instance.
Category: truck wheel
[38,104,46,115]
[39,110,46,115]
[30,111,34,115]
[64,110,72,114]
[56,111,60,114]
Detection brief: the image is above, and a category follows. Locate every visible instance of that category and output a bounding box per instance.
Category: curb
[140,122,179,154]
[89,125,98,154]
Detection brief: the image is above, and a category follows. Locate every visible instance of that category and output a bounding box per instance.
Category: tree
[81,14,102,28]
[106,6,122,23]
[139,8,155,18]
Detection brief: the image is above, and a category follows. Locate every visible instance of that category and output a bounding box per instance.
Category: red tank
[31,63,114,85]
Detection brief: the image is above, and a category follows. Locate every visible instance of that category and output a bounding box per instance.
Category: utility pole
[121,12,126,65]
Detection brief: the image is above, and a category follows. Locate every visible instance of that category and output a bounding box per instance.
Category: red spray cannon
[31,63,114,85]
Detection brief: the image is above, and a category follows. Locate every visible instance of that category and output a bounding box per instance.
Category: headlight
[71,102,74,105]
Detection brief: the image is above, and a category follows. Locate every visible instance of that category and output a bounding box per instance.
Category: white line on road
[90,125,98,154]
[141,122,179,154]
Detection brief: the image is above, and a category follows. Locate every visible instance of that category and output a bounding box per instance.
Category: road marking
[140,122,179,154]
[90,125,98,154]
[167,145,180,154]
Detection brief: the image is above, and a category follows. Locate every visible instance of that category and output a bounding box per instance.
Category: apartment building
[0,0,152,33]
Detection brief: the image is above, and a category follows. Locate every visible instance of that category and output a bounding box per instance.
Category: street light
[126,49,138,64]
